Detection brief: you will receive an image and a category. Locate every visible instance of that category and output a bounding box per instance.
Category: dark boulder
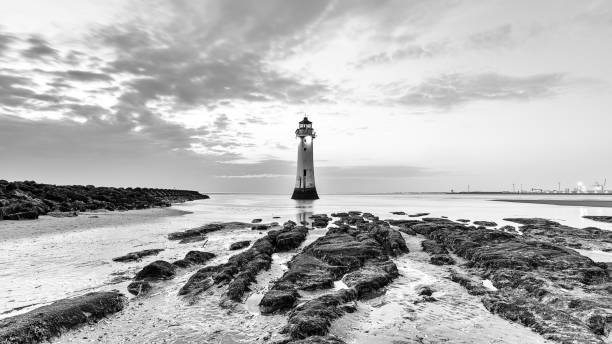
[473,221,497,227]
[0,292,126,344]
[252,218,263,223]
[430,254,455,265]
[112,248,164,262]
[229,240,251,250]
[134,260,176,281]
[173,251,215,268]
[127,281,152,296]
[259,289,300,314]
[421,240,448,254]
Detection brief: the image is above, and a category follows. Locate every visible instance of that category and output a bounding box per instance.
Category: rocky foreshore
[0,180,209,220]
[3,209,611,344]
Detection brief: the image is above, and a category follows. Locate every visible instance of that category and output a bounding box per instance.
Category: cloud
[21,36,58,59]
[54,70,113,82]
[0,32,16,54]
[214,114,230,130]
[395,73,566,108]
[466,24,513,49]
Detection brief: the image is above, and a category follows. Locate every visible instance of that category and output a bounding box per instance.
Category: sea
[1,193,611,343]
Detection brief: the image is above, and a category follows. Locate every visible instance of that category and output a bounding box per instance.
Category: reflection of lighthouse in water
[291,117,319,200]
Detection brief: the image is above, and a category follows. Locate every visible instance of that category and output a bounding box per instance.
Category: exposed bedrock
[583,215,612,224]
[285,289,357,339]
[404,219,612,344]
[0,291,126,344]
[112,248,164,262]
[179,222,308,301]
[262,215,408,338]
[129,251,216,295]
[504,217,612,251]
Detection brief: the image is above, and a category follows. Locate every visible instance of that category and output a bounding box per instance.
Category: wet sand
[493,199,612,208]
[0,207,191,241]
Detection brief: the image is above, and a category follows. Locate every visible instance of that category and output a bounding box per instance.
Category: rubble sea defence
[0,180,208,220]
[2,203,611,344]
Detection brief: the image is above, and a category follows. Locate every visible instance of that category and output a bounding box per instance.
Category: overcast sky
[1,0,611,193]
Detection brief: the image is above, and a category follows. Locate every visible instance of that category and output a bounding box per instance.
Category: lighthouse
[291,117,319,200]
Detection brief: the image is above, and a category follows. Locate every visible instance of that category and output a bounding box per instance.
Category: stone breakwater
[0,180,209,220]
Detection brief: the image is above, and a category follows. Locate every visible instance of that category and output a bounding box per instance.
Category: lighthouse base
[291,187,319,200]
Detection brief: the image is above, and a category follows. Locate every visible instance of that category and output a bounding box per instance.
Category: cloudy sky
[1,0,611,193]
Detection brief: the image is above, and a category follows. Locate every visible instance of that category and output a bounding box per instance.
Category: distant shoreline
[493,199,612,207]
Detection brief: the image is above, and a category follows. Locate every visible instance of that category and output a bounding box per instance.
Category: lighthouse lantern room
[291,117,319,200]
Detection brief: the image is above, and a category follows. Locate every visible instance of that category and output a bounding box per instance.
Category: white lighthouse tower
[291,117,319,200]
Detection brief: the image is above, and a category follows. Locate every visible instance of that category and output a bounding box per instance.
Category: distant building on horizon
[291,117,319,200]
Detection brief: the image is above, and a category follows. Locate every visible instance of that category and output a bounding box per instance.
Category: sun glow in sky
[1,0,611,193]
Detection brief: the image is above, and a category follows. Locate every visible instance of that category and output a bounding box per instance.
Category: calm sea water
[1,194,611,343]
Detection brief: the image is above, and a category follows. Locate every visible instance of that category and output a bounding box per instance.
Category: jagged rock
[283,336,346,344]
[134,260,176,281]
[449,270,489,295]
[0,292,126,343]
[330,212,348,218]
[127,281,152,296]
[583,216,612,223]
[229,240,251,250]
[112,248,164,262]
[430,254,455,265]
[0,180,208,221]
[418,286,435,296]
[421,240,448,254]
[167,223,225,240]
[259,289,300,314]
[409,212,430,217]
[342,260,398,297]
[178,265,222,295]
[285,289,357,339]
[172,251,215,268]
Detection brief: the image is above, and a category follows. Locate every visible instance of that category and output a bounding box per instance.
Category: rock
[259,289,300,314]
[283,336,346,344]
[330,212,348,218]
[421,240,448,254]
[430,254,455,265]
[134,260,176,281]
[499,225,516,232]
[418,286,434,296]
[456,219,470,223]
[172,251,215,268]
[409,212,430,217]
[167,223,225,240]
[390,211,406,215]
[178,235,208,244]
[112,248,164,262]
[127,281,152,296]
[0,292,126,343]
[229,240,251,250]
[252,218,263,223]
[449,270,489,295]
[473,221,497,227]
[285,289,357,339]
[0,180,208,221]
[178,265,222,295]
[252,224,270,230]
[341,260,398,297]
[421,221,611,343]
[583,216,612,223]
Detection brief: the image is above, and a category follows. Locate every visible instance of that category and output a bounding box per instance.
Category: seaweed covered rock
[259,289,300,314]
[285,289,357,339]
[0,292,126,343]
[172,251,215,268]
[0,180,208,221]
[112,248,164,262]
[127,281,152,296]
[134,260,176,281]
[229,240,251,250]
